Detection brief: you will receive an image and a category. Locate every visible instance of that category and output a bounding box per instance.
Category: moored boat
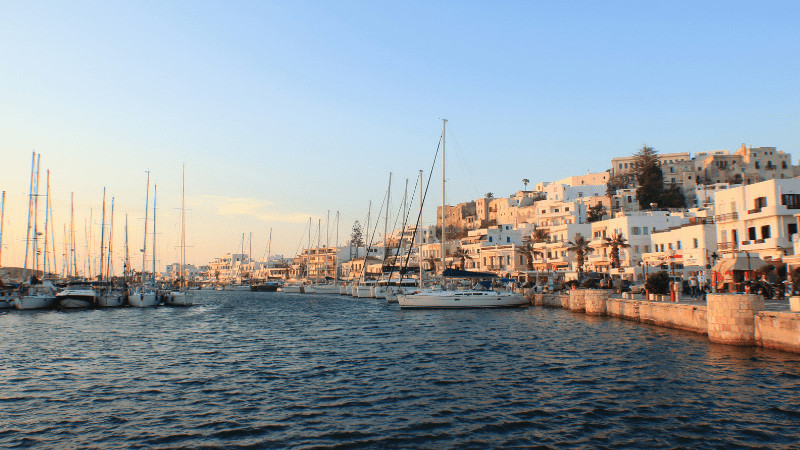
[56,281,96,309]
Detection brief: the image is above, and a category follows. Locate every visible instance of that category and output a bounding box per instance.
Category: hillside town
[164,143,800,290]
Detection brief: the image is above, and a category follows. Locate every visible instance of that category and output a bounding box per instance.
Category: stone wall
[639,302,708,335]
[755,311,800,353]
[568,289,585,312]
[707,294,763,346]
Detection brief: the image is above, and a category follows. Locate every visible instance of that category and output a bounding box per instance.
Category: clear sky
[1,1,798,275]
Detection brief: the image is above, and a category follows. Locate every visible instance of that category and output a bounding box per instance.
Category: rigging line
[366,185,389,249]
[292,220,309,259]
[385,176,421,278]
[400,132,442,272]
[445,124,481,202]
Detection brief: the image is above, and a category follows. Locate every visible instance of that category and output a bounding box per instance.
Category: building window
[693,238,699,248]
[634,245,639,253]
[644,228,650,235]
[761,225,771,239]
[632,227,641,235]
[507,237,510,243]
[789,223,798,238]
[755,161,760,169]
[488,237,493,242]
[644,245,650,253]
[781,194,800,209]
[677,241,682,250]
[668,243,673,250]
[748,227,756,241]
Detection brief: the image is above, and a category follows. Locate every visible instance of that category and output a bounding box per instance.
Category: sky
[1,1,798,276]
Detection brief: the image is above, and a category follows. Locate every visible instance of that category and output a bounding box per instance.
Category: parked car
[629,280,646,294]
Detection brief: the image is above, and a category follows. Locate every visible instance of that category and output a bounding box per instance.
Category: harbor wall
[531,292,800,354]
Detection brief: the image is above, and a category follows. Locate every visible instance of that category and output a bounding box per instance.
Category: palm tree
[521,243,535,271]
[603,231,631,269]
[522,179,529,190]
[567,233,594,280]
[529,228,550,284]
[451,248,473,269]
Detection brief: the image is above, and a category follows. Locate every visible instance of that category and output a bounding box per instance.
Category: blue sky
[1,1,798,273]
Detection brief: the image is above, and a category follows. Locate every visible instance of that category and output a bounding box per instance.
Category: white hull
[97,293,126,307]
[0,299,12,309]
[339,285,349,295]
[398,290,528,309]
[165,290,194,306]
[0,291,18,309]
[15,294,58,310]
[56,286,97,309]
[127,292,159,307]
[229,284,251,291]
[354,285,374,298]
[310,285,339,295]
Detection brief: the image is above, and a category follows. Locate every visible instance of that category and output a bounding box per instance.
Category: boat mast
[71,192,77,278]
[99,188,106,281]
[362,201,371,282]
[181,164,186,291]
[125,214,129,282]
[23,152,35,281]
[32,155,41,275]
[249,232,252,283]
[325,210,329,281]
[441,118,446,279]
[153,184,157,285]
[267,227,272,279]
[62,224,67,277]
[141,171,150,289]
[384,173,392,266]
[48,175,57,277]
[335,211,339,285]
[43,170,50,275]
[106,197,114,281]
[418,170,424,288]
[316,219,321,284]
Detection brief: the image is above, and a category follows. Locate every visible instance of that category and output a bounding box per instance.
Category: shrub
[645,271,670,295]
[581,278,599,289]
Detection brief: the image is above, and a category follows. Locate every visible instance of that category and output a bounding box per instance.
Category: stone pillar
[585,290,609,316]
[707,293,764,346]
[789,296,800,312]
[568,289,585,312]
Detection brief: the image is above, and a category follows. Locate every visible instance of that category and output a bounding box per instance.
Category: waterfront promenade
[530,290,800,354]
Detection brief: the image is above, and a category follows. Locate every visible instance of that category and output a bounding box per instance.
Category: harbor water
[2,291,800,449]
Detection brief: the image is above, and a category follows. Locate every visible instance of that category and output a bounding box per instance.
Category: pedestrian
[614,277,623,294]
[688,272,698,299]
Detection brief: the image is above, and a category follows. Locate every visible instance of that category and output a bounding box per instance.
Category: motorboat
[127,285,159,307]
[251,281,280,292]
[56,282,97,309]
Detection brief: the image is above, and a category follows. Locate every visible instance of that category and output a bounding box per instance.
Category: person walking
[689,272,699,300]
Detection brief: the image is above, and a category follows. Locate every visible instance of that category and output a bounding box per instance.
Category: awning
[441,268,498,279]
[713,255,767,272]
[592,261,612,266]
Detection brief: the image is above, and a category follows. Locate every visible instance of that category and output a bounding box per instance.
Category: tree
[522,179,529,190]
[485,192,494,199]
[350,221,364,248]
[521,243,535,271]
[635,144,665,209]
[424,256,438,274]
[603,232,630,268]
[587,203,607,223]
[606,171,636,197]
[660,184,687,208]
[451,248,473,269]
[567,233,593,280]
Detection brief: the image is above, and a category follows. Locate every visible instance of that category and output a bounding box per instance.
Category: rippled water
[2,291,800,449]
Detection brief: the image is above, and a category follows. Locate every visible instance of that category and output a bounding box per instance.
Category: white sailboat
[16,152,57,310]
[128,172,159,307]
[166,165,194,306]
[398,120,527,309]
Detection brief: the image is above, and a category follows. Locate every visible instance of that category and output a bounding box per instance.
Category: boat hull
[97,293,126,307]
[165,290,194,306]
[282,285,304,293]
[251,284,279,292]
[15,295,58,310]
[398,290,528,309]
[127,292,159,307]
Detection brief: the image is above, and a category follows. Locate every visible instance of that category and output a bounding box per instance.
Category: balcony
[717,241,738,252]
[714,212,738,223]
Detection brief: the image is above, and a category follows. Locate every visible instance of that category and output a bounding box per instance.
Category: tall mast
[249,232,252,282]
[441,118,447,276]
[49,176,57,277]
[181,164,186,290]
[418,170,424,288]
[384,173,392,264]
[334,211,339,285]
[23,152,35,280]
[99,188,106,280]
[125,214,129,281]
[307,218,311,279]
[316,219,321,283]
[267,228,272,278]
[325,210,330,280]
[0,191,5,269]
[106,197,114,281]
[362,201,371,282]
[43,170,50,274]
[32,154,41,274]
[141,171,150,289]
[153,184,157,284]
[71,192,77,277]
[62,224,67,277]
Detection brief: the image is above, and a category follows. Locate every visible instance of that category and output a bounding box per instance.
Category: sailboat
[15,152,58,310]
[166,165,194,306]
[398,120,528,309]
[127,172,159,307]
